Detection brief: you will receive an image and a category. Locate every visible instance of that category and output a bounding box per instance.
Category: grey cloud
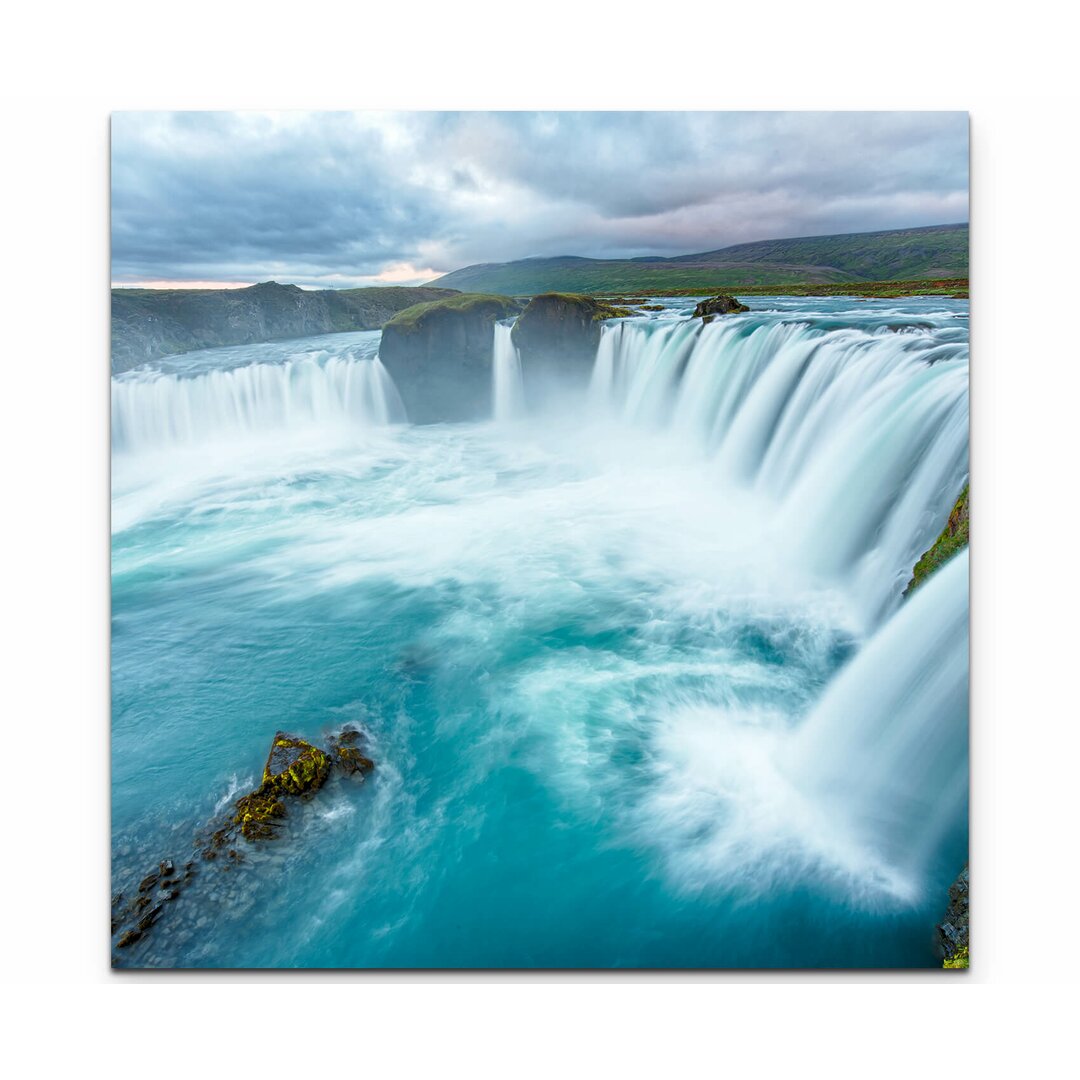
[111,111,968,286]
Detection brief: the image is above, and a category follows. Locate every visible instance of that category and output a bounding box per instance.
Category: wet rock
[233,790,287,841]
[692,294,749,320]
[938,864,969,968]
[262,732,331,796]
[137,872,160,893]
[327,726,375,777]
[379,293,522,422]
[137,905,164,932]
[113,728,376,960]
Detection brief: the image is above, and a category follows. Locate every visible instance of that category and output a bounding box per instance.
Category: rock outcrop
[111,726,374,961]
[510,293,632,405]
[111,282,461,373]
[905,484,969,596]
[378,293,522,423]
[938,864,969,968]
[692,294,749,322]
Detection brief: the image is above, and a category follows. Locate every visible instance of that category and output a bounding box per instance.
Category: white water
[787,548,969,896]
[492,321,525,421]
[588,316,968,627]
[112,302,970,964]
[112,353,405,453]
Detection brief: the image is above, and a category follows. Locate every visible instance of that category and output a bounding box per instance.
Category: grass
[905,485,970,596]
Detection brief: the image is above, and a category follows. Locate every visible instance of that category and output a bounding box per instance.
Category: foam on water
[111,298,969,968]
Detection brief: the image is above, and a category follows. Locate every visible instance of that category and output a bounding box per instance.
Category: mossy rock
[943,945,969,969]
[692,294,749,319]
[261,732,331,796]
[233,790,288,840]
[381,292,521,336]
[379,293,523,423]
[905,485,969,596]
[937,863,969,968]
[511,293,632,366]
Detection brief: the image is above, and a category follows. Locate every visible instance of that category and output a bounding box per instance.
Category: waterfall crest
[588,315,969,624]
[112,354,406,452]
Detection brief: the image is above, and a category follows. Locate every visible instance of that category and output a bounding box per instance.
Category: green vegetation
[943,945,969,969]
[382,292,521,333]
[429,224,968,295]
[905,485,970,596]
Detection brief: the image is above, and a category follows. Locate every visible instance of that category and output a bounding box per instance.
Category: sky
[111,111,969,289]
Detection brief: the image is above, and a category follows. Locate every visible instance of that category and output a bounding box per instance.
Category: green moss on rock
[261,732,331,796]
[943,945,969,969]
[382,293,522,335]
[233,790,287,840]
[905,485,969,596]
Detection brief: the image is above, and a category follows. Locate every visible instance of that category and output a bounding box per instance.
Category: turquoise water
[111,297,969,968]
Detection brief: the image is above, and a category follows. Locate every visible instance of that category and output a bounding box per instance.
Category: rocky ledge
[379,293,522,422]
[111,281,461,373]
[511,293,633,405]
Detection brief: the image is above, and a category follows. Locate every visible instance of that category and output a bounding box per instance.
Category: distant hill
[111,282,459,372]
[429,224,968,295]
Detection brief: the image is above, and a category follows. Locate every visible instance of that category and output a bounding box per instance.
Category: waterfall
[784,549,969,898]
[590,315,969,625]
[492,321,525,421]
[112,354,406,452]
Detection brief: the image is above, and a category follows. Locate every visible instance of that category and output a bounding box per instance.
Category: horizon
[111,111,969,290]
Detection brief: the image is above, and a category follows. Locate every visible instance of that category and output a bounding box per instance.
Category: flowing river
[111,295,969,968]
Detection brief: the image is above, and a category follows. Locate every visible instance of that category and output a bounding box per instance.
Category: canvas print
[110,111,969,969]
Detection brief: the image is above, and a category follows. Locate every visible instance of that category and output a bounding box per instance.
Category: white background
[1,1,1077,1073]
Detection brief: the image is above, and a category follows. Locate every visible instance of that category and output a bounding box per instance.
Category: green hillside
[430,224,968,295]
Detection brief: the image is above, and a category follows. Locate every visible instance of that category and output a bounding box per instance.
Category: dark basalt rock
[692,294,749,321]
[327,725,376,777]
[510,293,633,406]
[938,864,969,968]
[379,293,522,423]
[112,726,376,962]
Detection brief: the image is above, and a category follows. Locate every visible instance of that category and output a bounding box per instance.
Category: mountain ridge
[430,223,968,295]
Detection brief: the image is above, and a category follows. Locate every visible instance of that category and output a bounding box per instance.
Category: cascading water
[492,321,525,421]
[111,298,970,969]
[112,352,405,452]
[786,548,969,900]
[588,309,968,627]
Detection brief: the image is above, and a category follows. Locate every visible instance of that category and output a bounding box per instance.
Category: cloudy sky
[111,111,968,289]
